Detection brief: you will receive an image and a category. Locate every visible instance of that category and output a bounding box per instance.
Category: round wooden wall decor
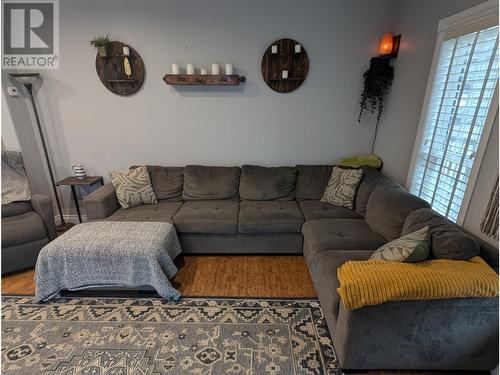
[95,41,145,96]
[261,38,309,93]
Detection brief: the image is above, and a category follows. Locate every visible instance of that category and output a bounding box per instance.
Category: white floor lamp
[9,73,72,231]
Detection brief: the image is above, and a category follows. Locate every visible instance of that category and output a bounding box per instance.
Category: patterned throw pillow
[109,166,158,209]
[369,226,430,263]
[320,167,363,209]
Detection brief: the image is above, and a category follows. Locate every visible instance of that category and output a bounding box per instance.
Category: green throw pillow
[369,226,430,263]
[109,166,158,209]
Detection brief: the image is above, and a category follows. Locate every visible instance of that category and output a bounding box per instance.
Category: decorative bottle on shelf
[124,57,132,78]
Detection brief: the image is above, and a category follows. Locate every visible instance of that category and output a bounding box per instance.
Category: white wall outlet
[7,86,19,97]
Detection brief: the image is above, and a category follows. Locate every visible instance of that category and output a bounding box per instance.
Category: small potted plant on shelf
[90,34,110,57]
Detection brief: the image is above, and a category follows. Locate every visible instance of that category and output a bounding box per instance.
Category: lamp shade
[379,33,393,56]
[9,73,40,86]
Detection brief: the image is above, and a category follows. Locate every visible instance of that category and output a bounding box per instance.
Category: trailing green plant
[358,59,394,125]
[89,34,110,48]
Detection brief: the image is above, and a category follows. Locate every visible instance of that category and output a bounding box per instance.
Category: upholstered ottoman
[35,221,182,301]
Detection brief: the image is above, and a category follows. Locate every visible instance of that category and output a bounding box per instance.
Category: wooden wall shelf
[95,41,145,96]
[163,74,246,86]
[261,38,309,93]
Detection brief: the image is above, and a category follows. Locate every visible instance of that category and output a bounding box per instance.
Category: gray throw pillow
[402,208,480,260]
[109,166,158,209]
[321,167,363,209]
[370,226,430,263]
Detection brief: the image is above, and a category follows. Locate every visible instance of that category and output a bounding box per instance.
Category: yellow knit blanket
[337,256,499,310]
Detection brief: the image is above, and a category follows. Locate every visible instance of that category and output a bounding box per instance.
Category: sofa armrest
[334,297,499,371]
[83,183,119,220]
[31,194,57,240]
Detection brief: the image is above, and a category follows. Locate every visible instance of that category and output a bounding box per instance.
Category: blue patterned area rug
[1,296,341,374]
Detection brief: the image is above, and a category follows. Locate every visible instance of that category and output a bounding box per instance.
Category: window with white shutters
[409,24,499,223]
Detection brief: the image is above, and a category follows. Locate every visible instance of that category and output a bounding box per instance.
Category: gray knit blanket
[2,151,31,205]
[35,221,182,302]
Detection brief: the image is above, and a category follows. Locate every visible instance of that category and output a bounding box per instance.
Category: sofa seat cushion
[183,165,240,201]
[302,219,385,252]
[304,248,373,327]
[238,201,304,233]
[2,201,32,218]
[174,201,239,234]
[2,211,47,247]
[106,201,183,223]
[299,201,362,221]
[239,165,297,201]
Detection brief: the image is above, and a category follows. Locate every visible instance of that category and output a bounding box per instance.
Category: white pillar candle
[225,63,233,75]
[171,63,180,75]
[271,45,278,54]
[186,63,195,75]
[211,63,220,75]
[295,44,301,53]
[122,46,130,56]
[200,68,208,75]
[282,70,288,79]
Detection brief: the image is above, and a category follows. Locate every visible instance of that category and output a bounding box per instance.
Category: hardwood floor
[1,255,487,375]
[1,255,316,297]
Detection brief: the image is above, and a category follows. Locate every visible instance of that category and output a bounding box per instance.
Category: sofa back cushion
[295,165,333,200]
[183,165,240,201]
[239,165,297,201]
[365,184,431,242]
[355,167,400,216]
[402,208,480,260]
[2,201,32,218]
[145,166,184,201]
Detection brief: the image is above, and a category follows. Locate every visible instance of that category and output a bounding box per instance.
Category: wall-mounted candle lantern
[379,33,400,58]
[358,32,401,152]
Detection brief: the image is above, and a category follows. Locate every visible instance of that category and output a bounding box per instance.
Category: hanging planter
[358,57,394,125]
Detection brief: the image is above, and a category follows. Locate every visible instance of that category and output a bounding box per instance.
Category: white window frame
[406,0,499,225]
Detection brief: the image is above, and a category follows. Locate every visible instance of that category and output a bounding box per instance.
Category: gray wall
[3,0,395,188]
[375,0,487,184]
[1,90,20,151]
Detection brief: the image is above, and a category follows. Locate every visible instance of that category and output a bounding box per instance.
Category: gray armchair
[2,194,57,274]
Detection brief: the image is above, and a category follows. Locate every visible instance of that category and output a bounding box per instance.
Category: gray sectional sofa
[83,164,499,371]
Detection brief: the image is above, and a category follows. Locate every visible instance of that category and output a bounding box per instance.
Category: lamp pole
[9,73,71,231]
